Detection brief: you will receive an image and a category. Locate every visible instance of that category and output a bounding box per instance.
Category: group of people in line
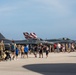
[0,40,50,61]
[53,43,76,53]
[11,42,50,59]
[0,40,76,61]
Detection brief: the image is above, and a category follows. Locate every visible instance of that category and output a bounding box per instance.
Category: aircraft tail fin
[0,33,5,39]
[23,32,38,40]
[30,32,37,39]
[23,32,30,39]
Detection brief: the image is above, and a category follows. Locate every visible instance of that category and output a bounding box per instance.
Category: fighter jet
[0,33,54,48]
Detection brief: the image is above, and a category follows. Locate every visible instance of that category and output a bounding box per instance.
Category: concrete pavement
[0,52,76,75]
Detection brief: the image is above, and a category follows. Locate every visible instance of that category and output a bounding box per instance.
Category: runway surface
[0,52,76,75]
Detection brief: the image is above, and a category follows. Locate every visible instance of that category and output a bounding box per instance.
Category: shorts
[24,52,28,55]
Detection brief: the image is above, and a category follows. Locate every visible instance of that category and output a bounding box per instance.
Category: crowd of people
[53,43,76,53]
[0,40,76,61]
[0,40,50,61]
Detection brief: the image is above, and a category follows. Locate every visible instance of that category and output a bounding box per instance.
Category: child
[15,47,19,60]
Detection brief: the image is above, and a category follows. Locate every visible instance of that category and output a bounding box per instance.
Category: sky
[0,0,76,40]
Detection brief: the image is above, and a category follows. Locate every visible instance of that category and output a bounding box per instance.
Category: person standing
[46,46,49,58]
[39,45,43,58]
[15,47,19,60]
[24,45,29,58]
[21,45,24,58]
[11,41,16,60]
[57,43,61,52]
[33,46,38,58]
[62,44,65,52]
[0,40,5,59]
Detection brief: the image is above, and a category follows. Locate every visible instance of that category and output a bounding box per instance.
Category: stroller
[5,51,11,61]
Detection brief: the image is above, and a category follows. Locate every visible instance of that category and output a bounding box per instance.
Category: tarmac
[0,52,76,75]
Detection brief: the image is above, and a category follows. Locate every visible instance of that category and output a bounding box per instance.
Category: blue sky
[0,0,76,40]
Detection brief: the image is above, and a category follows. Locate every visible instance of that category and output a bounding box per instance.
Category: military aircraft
[0,33,54,47]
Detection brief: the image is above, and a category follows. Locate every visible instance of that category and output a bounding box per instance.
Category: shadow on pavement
[22,63,76,75]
